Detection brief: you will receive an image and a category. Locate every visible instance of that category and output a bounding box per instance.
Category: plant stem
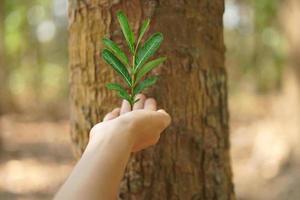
[129,40,141,108]
[129,51,136,108]
[130,69,134,108]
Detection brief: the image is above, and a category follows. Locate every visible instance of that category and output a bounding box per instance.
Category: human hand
[89,94,171,152]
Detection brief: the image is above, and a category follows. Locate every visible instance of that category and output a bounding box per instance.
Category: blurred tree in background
[0,0,68,119]
[225,0,286,93]
[0,0,9,115]
[281,0,300,76]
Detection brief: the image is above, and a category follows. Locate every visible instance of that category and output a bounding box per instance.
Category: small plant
[101,11,166,107]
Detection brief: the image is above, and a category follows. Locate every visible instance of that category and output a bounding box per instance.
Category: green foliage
[133,76,158,95]
[116,11,135,53]
[253,0,280,30]
[2,0,69,113]
[136,57,166,83]
[137,19,150,48]
[102,11,166,107]
[102,49,132,87]
[225,0,284,93]
[106,83,127,93]
[102,38,130,67]
[134,33,163,72]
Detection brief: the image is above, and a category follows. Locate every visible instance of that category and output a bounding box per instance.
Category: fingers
[103,113,114,121]
[144,98,157,111]
[103,108,120,121]
[133,94,157,111]
[157,109,171,127]
[120,99,131,115]
[111,107,120,116]
[133,94,146,110]
[119,94,163,115]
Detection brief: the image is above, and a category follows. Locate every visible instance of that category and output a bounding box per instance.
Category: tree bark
[68,0,235,199]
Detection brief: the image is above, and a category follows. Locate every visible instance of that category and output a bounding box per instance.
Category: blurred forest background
[0,0,300,199]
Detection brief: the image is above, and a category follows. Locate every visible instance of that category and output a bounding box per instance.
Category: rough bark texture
[68,0,235,199]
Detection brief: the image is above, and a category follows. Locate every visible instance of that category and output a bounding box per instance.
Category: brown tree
[281,0,300,159]
[0,0,7,148]
[0,0,7,114]
[0,0,12,115]
[281,0,300,74]
[68,0,235,199]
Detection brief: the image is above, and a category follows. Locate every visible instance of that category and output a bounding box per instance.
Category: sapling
[101,11,166,107]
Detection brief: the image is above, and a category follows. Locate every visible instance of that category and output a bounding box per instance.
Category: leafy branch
[101,11,166,107]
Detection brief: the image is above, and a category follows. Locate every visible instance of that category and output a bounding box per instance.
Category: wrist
[87,119,135,152]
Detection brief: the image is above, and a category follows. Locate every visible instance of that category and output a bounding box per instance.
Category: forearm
[54,126,133,200]
[54,97,171,199]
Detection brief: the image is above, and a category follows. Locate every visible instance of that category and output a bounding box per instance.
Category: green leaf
[135,32,163,71]
[106,83,132,104]
[106,83,127,93]
[118,90,132,104]
[102,38,130,67]
[136,57,166,83]
[136,19,150,47]
[102,49,132,86]
[117,11,135,53]
[133,76,158,95]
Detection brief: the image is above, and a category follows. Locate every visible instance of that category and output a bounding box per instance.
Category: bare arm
[54,94,171,200]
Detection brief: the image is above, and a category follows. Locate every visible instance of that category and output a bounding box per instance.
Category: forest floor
[1,88,300,199]
[0,117,75,200]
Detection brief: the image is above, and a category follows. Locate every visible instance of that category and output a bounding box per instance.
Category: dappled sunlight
[0,116,76,199]
[0,158,72,194]
[230,70,300,199]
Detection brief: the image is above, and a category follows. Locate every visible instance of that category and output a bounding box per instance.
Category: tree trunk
[0,0,6,148]
[0,0,7,114]
[68,0,235,199]
[281,0,300,71]
[280,0,300,158]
